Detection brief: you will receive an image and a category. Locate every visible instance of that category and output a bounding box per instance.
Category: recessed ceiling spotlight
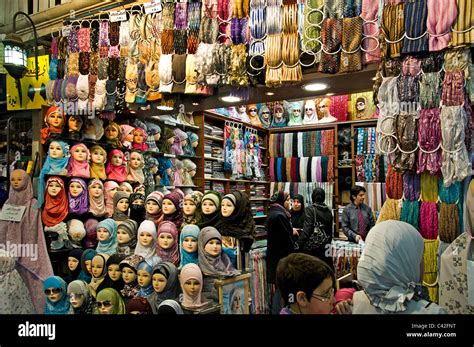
[302,83,328,92]
[192,102,200,106]
[220,96,241,103]
[157,105,174,111]
[265,92,275,96]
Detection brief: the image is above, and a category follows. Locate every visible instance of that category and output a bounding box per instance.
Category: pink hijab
[106,149,127,182]
[0,170,53,313]
[67,143,90,178]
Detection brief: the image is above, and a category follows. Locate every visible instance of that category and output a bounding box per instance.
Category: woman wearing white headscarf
[353,220,446,314]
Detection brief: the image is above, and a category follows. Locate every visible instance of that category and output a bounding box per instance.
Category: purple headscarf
[68,178,89,215]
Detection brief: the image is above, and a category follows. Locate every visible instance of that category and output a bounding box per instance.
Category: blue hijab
[136,256,161,298]
[183,131,198,156]
[95,218,118,255]
[157,157,173,186]
[44,276,72,314]
[78,249,96,283]
[179,225,199,268]
[36,140,70,208]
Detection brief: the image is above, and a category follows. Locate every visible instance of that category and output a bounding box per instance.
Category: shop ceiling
[2,0,377,116]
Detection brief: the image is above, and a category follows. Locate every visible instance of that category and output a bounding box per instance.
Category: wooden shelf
[267,118,378,133]
[204,110,267,132]
[205,177,229,181]
[204,135,224,141]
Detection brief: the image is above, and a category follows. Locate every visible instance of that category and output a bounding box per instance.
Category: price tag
[62,25,72,37]
[0,204,26,222]
[110,9,127,22]
[144,1,162,14]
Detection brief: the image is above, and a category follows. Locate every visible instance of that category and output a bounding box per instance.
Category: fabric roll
[300,157,308,182]
[285,157,292,182]
[295,158,301,182]
[276,157,283,182]
[298,133,304,157]
[321,156,328,182]
[291,157,298,182]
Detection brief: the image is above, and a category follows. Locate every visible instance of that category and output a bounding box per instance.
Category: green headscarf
[96,288,126,314]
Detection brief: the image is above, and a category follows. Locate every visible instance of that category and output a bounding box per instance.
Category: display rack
[193,110,270,226]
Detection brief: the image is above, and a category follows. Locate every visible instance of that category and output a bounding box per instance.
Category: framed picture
[215,272,252,314]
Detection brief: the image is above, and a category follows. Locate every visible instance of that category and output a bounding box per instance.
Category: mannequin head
[179,263,205,308]
[97,226,111,242]
[152,273,167,293]
[117,228,131,244]
[117,219,138,246]
[68,256,80,272]
[89,181,103,199]
[133,128,147,145]
[305,100,316,119]
[356,97,366,112]
[96,288,125,314]
[146,200,161,215]
[110,151,124,166]
[90,145,107,165]
[108,263,122,281]
[162,199,177,215]
[182,235,198,253]
[158,232,174,249]
[47,180,63,197]
[139,231,154,247]
[247,104,258,118]
[105,122,121,141]
[137,261,152,288]
[120,124,135,144]
[69,180,84,198]
[68,115,83,132]
[71,143,88,162]
[45,106,65,129]
[10,170,25,190]
[116,197,130,213]
[318,98,332,118]
[129,151,144,170]
[201,192,220,216]
[204,238,222,257]
[48,141,66,159]
[91,255,106,278]
[68,219,86,243]
[121,266,136,284]
[183,200,197,216]
[119,182,133,195]
[292,104,302,120]
[69,292,85,309]
[221,194,236,217]
[105,181,119,200]
[134,185,146,195]
[44,287,62,303]
[238,105,247,114]
[274,105,284,121]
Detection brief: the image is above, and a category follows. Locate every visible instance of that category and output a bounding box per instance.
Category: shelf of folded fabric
[149,116,200,132]
[204,110,267,132]
[204,135,224,142]
[204,176,230,181]
[204,155,224,162]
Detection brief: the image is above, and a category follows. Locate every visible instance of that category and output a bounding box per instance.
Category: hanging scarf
[340,17,363,73]
[319,18,342,74]
[400,200,420,230]
[438,203,459,243]
[419,202,438,239]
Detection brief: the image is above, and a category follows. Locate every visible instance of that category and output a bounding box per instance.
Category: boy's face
[297,277,335,314]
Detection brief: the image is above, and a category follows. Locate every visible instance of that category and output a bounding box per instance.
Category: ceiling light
[192,102,199,106]
[157,105,174,111]
[220,96,241,103]
[302,83,328,92]
[265,92,275,96]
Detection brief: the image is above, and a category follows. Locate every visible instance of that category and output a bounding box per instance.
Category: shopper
[276,253,352,314]
[290,194,306,232]
[353,220,446,314]
[266,191,297,314]
[298,188,334,269]
[341,185,375,242]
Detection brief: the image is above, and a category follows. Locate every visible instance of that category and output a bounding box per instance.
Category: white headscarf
[357,220,426,313]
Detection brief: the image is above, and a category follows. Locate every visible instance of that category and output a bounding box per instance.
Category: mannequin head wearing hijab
[106,149,127,182]
[179,263,207,309]
[129,193,146,224]
[95,218,118,255]
[67,219,86,246]
[221,194,236,217]
[113,191,130,222]
[44,276,71,314]
[157,299,184,314]
[180,225,199,268]
[96,288,126,314]
[84,219,99,249]
[146,191,163,216]
[67,143,90,178]
[120,254,144,285]
[67,280,92,312]
[42,177,69,227]
[156,221,180,266]
[117,219,138,249]
[201,192,220,216]
[126,296,153,314]
[183,191,203,218]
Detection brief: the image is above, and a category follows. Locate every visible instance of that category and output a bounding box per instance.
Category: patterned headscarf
[67,280,95,314]
[88,179,106,217]
[148,262,180,313]
[68,178,89,215]
[156,221,180,267]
